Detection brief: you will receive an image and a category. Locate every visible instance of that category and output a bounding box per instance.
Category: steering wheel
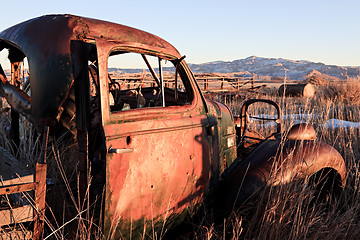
[238,99,281,145]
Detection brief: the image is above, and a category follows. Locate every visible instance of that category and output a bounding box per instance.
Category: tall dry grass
[0,108,104,239]
[192,79,360,240]
[0,79,359,239]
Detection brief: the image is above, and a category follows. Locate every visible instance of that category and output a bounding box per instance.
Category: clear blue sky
[1,0,359,67]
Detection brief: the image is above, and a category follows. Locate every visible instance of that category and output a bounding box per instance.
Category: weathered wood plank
[0,146,33,181]
[0,175,34,187]
[0,205,33,226]
[0,182,37,195]
[0,230,32,240]
[33,162,47,240]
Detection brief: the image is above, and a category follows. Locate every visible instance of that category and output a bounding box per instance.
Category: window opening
[0,46,31,151]
[107,52,191,113]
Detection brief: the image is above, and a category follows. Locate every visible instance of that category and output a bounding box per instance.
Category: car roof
[0,14,181,125]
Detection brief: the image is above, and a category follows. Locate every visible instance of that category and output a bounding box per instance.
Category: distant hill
[106,56,360,81]
[188,56,360,80]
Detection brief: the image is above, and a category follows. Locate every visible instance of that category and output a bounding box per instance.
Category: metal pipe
[141,54,160,86]
[174,56,185,103]
[158,58,165,107]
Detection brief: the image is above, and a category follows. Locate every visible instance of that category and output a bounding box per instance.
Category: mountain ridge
[188,56,360,80]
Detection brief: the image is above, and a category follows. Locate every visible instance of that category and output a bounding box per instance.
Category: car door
[95,39,211,234]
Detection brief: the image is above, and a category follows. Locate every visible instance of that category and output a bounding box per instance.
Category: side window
[0,48,30,96]
[0,46,31,110]
[0,45,31,148]
[107,52,192,113]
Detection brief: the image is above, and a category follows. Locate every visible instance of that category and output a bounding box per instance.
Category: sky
[0,0,359,67]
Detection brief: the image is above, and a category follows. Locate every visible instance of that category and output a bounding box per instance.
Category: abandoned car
[0,14,346,239]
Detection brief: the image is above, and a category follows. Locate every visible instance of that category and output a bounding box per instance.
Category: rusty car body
[0,15,346,239]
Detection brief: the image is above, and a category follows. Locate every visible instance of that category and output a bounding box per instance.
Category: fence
[196,77,255,92]
[110,75,263,94]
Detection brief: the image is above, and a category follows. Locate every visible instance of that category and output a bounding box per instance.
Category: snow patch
[323,119,360,129]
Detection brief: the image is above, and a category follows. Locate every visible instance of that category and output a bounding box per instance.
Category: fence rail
[110,76,264,94]
[196,77,255,92]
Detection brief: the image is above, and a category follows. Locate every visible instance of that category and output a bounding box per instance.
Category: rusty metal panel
[0,14,181,126]
[206,99,237,173]
[103,116,209,237]
[95,39,213,236]
[223,139,346,200]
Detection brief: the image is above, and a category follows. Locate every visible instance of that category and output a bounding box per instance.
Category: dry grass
[317,78,360,106]
[0,79,359,239]
[192,79,360,240]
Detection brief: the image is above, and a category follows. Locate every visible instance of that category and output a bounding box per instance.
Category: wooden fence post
[33,126,49,240]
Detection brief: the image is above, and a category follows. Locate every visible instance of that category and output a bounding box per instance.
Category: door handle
[206,125,215,136]
[108,147,133,154]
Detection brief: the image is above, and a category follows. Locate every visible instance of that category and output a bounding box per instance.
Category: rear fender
[219,139,346,207]
[268,140,346,187]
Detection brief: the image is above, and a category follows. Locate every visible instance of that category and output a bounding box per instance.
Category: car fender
[215,139,346,212]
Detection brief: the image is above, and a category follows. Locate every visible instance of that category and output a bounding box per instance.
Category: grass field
[184,79,360,240]
[0,78,359,239]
